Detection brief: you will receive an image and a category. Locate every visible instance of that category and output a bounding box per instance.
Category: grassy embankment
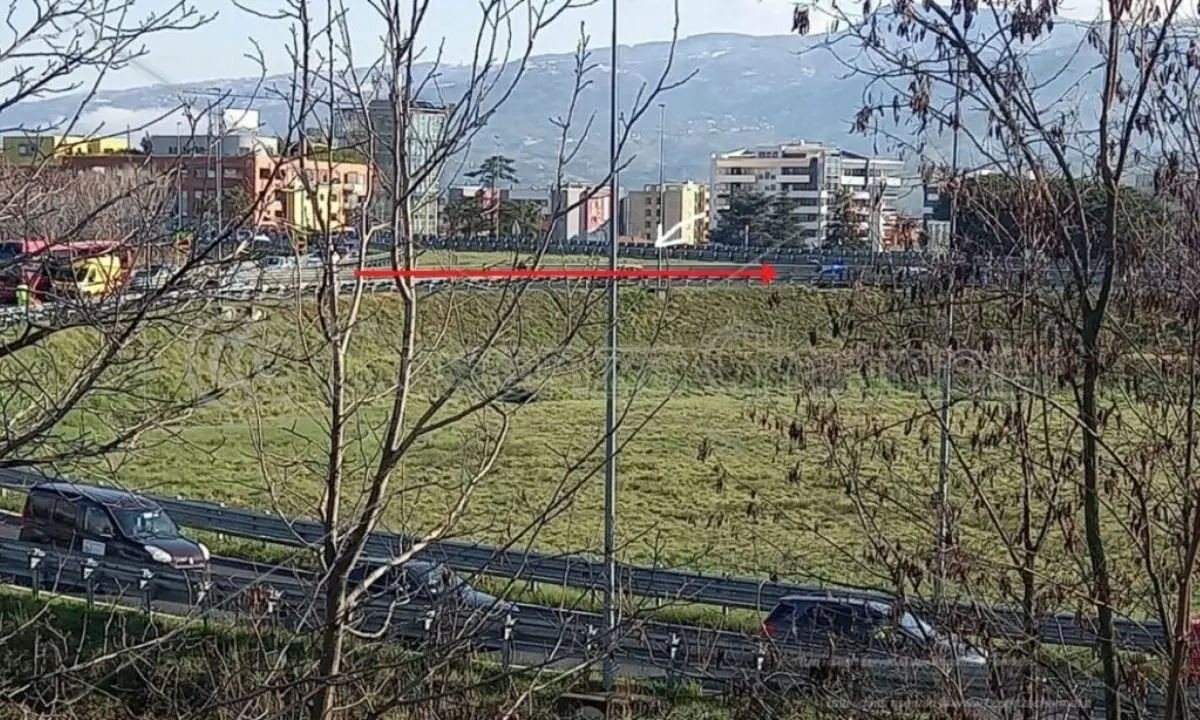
[3,284,1188,625]
[0,587,728,720]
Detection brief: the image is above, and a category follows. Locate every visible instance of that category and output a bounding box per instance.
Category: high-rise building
[710,141,903,248]
[623,182,710,245]
[335,99,450,237]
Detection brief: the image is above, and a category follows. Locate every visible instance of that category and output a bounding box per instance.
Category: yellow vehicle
[46,253,124,299]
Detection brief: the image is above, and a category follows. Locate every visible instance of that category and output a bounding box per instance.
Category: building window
[259,168,271,179]
[223,167,242,179]
[17,144,31,156]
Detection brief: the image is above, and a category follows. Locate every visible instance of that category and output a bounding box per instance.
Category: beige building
[624,181,710,245]
[710,140,903,248]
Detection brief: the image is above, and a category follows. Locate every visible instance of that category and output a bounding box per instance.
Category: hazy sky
[116,0,797,90]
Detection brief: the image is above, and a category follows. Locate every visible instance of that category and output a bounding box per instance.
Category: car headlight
[144,545,172,564]
[197,542,211,561]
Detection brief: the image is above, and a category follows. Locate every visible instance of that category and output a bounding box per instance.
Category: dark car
[19,482,209,569]
[349,557,516,617]
[815,262,851,287]
[762,594,987,666]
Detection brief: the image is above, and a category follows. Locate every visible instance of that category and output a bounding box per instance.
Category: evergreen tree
[712,189,805,247]
[465,155,519,189]
[465,155,519,238]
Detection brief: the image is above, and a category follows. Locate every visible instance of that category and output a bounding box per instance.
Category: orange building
[60,153,370,232]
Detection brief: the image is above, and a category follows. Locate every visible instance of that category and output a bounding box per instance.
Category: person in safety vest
[15,281,29,311]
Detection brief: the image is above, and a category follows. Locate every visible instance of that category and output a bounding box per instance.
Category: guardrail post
[138,568,154,612]
[195,578,213,629]
[501,612,515,670]
[28,548,45,598]
[585,624,597,657]
[422,608,436,647]
[668,633,680,686]
[81,558,98,609]
[755,643,765,682]
[266,588,282,620]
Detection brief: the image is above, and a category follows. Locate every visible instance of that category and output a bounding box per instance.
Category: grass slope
[6,285,1183,604]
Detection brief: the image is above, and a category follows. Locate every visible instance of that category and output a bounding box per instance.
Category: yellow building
[1,135,130,165]
[624,181,710,245]
[285,182,346,235]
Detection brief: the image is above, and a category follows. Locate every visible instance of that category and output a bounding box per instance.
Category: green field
[8,284,1187,610]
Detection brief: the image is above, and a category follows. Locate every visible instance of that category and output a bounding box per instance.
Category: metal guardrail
[0,535,1138,716]
[0,469,1169,654]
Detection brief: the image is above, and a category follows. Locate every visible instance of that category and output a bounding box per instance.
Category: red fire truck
[0,238,133,303]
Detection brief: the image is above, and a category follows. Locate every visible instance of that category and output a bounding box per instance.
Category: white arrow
[654,212,704,248]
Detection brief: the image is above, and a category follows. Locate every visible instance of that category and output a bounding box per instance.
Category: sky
[112,0,798,90]
[71,0,1106,137]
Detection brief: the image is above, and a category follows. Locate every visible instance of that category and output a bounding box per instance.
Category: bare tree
[708,2,1200,718]
[205,0,699,717]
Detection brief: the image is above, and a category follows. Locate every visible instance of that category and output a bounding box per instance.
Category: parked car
[349,557,516,616]
[762,594,987,666]
[19,482,209,569]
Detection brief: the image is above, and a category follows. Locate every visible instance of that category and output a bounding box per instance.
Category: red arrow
[354,262,777,285]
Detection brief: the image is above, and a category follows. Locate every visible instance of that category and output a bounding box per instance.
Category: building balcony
[711,173,757,185]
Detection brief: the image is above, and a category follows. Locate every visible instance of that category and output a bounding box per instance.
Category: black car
[349,557,516,617]
[19,482,209,570]
[762,594,987,665]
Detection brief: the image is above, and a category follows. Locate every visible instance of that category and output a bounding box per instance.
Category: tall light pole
[175,120,184,230]
[209,89,224,251]
[933,53,963,606]
[656,102,665,293]
[602,0,620,693]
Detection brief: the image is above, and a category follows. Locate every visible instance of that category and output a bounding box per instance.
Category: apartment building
[334,99,450,237]
[550,184,611,243]
[446,185,551,235]
[62,153,369,233]
[710,141,903,247]
[624,182,710,245]
[2,135,130,165]
[922,167,1017,252]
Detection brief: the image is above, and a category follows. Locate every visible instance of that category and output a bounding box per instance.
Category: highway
[0,468,1171,654]
[0,242,1077,331]
[0,531,1133,717]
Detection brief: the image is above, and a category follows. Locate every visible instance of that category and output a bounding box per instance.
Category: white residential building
[709,141,904,248]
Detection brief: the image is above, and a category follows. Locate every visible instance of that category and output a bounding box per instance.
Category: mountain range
[9,23,1099,191]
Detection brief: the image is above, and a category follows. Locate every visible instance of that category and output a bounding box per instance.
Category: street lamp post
[933,53,963,606]
[176,120,184,230]
[602,0,620,693]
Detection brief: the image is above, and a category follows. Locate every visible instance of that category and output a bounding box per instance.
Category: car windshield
[899,612,940,641]
[113,508,180,539]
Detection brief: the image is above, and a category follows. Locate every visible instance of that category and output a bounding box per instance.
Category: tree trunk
[1081,309,1120,720]
[312,574,348,720]
[1165,320,1200,720]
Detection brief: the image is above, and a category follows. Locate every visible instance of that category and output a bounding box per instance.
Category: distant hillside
[7,24,1098,189]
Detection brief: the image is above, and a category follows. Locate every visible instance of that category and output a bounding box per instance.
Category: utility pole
[656,102,665,293]
[934,53,963,606]
[602,0,620,693]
